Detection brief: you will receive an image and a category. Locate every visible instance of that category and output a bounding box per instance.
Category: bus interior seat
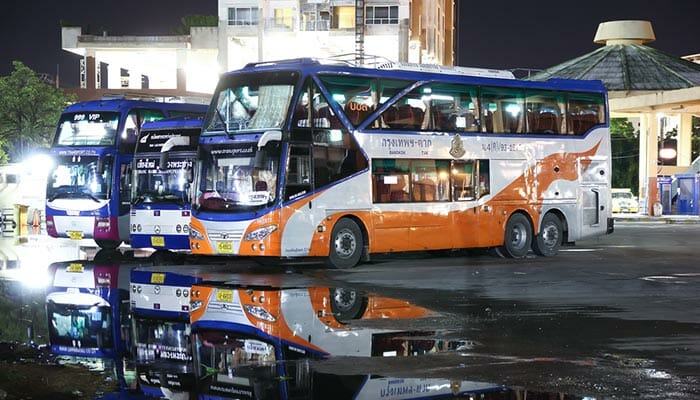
[529,111,559,134]
[317,105,342,128]
[388,175,409,202]
[374,176,391,202]
[570,111,598,135]
[412,179,436,201]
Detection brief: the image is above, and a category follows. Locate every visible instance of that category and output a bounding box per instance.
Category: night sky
[1,0,698,87]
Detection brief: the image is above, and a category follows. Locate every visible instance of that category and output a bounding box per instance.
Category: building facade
[61,0,454,100]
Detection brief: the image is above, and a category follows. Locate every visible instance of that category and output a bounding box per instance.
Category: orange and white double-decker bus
[189,283,456,399]
[189,58,613,268]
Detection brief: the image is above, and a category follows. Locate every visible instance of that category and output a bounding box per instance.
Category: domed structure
[529,20,700,91]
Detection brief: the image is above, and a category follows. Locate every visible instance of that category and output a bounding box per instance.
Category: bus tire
[501,213,532,258]
[330,288,367,322]
[149,249,176,265]
[95,239,121,250]
[325,218,363,269]
[532,213,563,257]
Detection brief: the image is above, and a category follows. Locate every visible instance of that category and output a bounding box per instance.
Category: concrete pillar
[86,55,96,90]
[176,49,187,92]
[640,113,660,215]
[108,64,121,89]
[678,113,693,167]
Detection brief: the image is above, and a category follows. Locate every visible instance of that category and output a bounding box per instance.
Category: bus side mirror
[159,152,169,171]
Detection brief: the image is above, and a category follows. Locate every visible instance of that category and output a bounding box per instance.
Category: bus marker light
[190,300,203,311]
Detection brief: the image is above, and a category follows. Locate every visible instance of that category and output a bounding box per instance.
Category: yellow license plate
[67,263,84,273]
[216,289,234,302]
[68,231,83,240]
[150,273,165,284]
[217,241,233,254]
[150,236,165,247]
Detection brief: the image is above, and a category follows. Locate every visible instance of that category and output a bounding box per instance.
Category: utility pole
[355,0,365,65]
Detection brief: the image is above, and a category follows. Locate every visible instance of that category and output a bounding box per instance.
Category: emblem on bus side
[450,134,466,158]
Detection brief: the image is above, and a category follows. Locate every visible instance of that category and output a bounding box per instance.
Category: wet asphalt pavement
[1,218,699,399]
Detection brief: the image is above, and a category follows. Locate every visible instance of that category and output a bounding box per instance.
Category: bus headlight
[244,225,277,241]
[244,305,276,322]
[190,227,204,240]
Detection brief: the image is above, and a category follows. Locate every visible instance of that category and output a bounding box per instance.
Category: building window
[228,7,259,26]
[366,5,398,25]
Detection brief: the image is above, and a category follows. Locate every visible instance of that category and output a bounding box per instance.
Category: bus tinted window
[372,159,409,202]
[121,109,165,154]
[55,112,120,146]
[204,71,298,135]
[374,159,484,203]
[318,75,410,127]
[452,160,475,200]
[480,87,525,134]
[568,92,606,135]
[525,90,566,134]
[411,159,450,201]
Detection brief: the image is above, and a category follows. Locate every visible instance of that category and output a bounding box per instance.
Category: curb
[614,215,700,224]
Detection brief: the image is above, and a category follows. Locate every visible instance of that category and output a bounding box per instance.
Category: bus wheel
[501,213,532,258]
[326,218,363,269]
[149,250,176,265]
[330,288,367,322]
[95,239,121,250]
[532,213,563,257]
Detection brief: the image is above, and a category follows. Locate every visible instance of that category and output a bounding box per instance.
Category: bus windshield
[195,331,277,389]
[132,155,193,206]
[47,154,114,201]
[46,302,113,348]
[134,318,191,364]
[203,71,298,135]
[55,112,120,146]
[194,142,279,212]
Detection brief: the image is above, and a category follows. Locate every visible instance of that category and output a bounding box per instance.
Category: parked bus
[189,283,442,399]
[130,264,235,399]
[188,58,613,268]
[130,116,203,261]
[45,251,151,390]
[46,97,208,249]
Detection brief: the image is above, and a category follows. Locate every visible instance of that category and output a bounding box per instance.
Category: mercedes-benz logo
[154,225,161,234]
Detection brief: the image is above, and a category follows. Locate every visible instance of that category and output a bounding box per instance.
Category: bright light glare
[21,153,54,182]
[659,148,676,160]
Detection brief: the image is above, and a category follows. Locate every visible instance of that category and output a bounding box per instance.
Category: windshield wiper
[215,107,232,138]
[78,191,101,202]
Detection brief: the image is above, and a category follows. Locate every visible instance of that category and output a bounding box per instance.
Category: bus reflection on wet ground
[0,237,595,400]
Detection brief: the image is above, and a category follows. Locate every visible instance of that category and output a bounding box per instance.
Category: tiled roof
[528,44,700,91]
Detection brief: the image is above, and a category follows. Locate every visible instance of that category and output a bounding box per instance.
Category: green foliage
[0,61,77,163]
[175,15,219,35]
[0,280,48,344]
[610,118,639,195]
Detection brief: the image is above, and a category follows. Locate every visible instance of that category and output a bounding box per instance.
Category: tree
[175,15,219,35]
[610,118,639,195]
[0,61,76,163]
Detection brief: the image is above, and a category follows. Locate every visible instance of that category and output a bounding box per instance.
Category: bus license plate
[68,231,83,240]
[67,263,84,273]
[150,273,165,284]
[217,242,233,254]
[216,289,234,303]
[150,236,165,247]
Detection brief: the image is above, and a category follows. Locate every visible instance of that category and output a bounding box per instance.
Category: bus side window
[285,145,312,201]
[478,160,490,197]
[452,160,475,201]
